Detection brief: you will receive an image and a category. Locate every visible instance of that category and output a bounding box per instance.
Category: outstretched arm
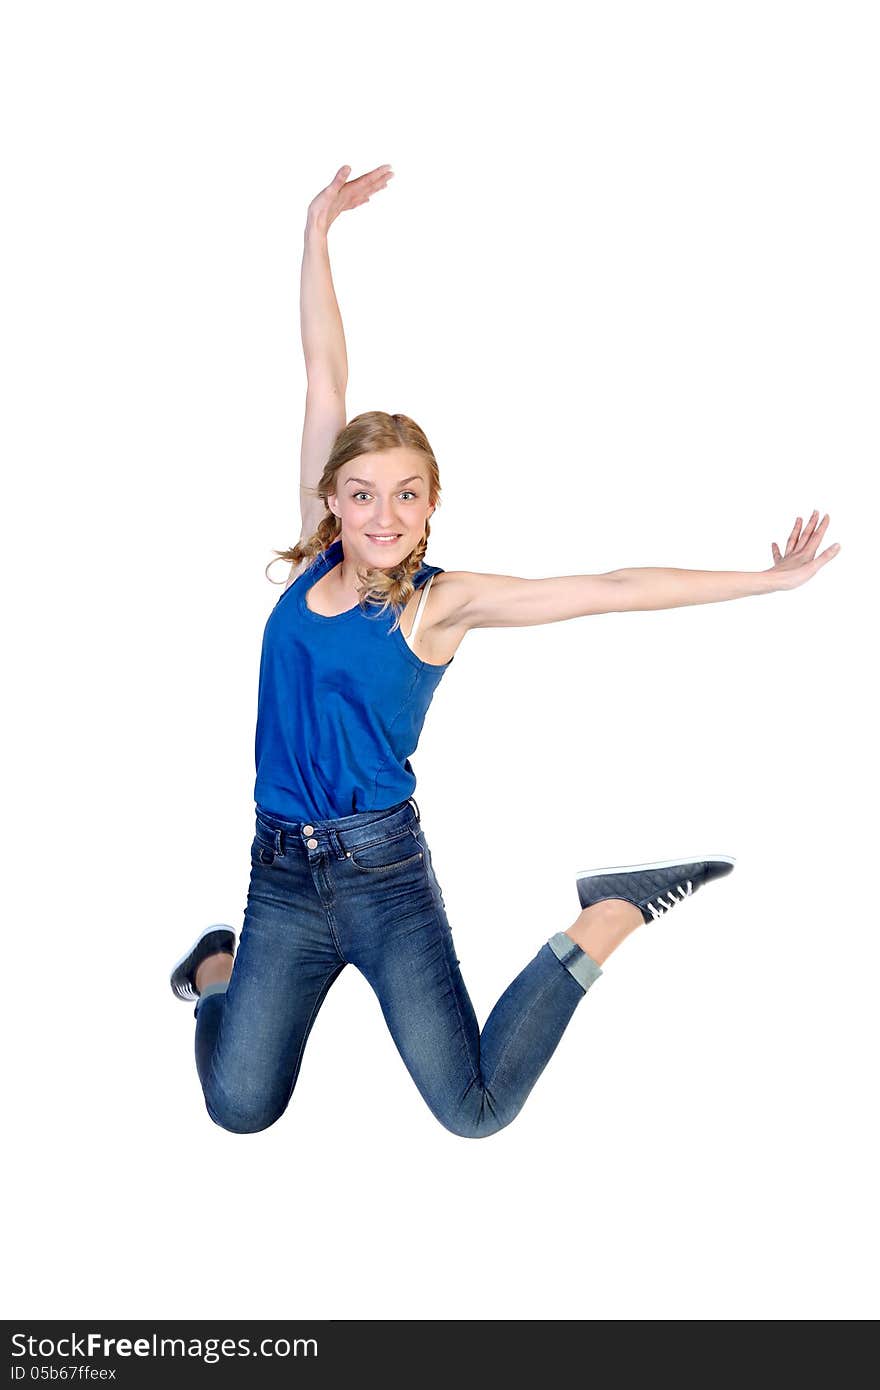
[441,512,841,630]
[612,509,840,610]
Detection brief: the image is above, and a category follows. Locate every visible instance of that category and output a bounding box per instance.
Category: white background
[3,0,877,1322]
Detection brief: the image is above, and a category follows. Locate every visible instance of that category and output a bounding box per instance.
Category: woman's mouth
[366,534,402,546]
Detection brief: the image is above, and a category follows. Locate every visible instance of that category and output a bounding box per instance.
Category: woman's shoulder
[281,558,310,593]
[417,569,473,633]
[404,569,469,665]
[281,544,333,594]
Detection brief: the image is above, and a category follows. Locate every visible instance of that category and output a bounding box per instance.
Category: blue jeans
[194,797,603,1139]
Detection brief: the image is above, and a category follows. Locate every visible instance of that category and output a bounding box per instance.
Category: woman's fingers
[348,164,393,191]
[773,512,839,571]
[336,165,394,212]
[309,164,391,232]
[774,512,825,552]
[800,512,830,554]
[800,510,822,546]
[786,510,832,557]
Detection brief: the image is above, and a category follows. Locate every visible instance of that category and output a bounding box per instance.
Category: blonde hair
[265,410,442,634]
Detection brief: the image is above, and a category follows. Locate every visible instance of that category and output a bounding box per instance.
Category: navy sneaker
[576,856,735,925]
[170,924,236,1002]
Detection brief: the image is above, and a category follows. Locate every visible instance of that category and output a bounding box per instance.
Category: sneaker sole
[576,854,736,878]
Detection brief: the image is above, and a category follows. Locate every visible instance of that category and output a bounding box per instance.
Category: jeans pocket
[347,825,423,874]
[251,831,277,866]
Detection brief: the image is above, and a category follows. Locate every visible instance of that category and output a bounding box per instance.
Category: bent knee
[437,1103,518,1140]
[205,1092,288,1135]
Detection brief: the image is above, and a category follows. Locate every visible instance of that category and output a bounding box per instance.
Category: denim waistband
[253,796,421,861]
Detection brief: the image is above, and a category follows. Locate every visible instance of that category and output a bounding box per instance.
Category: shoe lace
[645,880,693,920]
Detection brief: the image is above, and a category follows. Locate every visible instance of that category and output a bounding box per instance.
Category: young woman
[170,163,841,1139]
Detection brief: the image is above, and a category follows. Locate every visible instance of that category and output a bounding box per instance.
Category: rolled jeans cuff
[193,980,229,1018]
[547,930,603,993]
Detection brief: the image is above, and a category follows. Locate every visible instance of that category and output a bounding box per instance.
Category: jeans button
[306,837,318,849]
[302,824,314,836]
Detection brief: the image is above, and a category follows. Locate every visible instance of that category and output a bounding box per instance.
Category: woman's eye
[353,492,417,502]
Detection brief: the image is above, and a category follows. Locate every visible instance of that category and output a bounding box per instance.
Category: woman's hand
[765,511,841,591]
[306,163,395,235]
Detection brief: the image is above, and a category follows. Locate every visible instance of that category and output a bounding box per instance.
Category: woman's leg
[335,818,630,1139]
[194,831,346,1134]
[563,897,643,963]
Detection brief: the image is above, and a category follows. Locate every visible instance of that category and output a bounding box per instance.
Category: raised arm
[439,512,840,631]
[297,163,395,539]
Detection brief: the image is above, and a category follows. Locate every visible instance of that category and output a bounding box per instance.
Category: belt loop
[328,827,346,860]
[409,796,421,823]
[275,828,284,855]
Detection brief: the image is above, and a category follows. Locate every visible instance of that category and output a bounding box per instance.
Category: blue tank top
[254,538,453,821]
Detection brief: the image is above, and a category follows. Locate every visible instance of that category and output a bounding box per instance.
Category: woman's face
[328,447,436,568]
